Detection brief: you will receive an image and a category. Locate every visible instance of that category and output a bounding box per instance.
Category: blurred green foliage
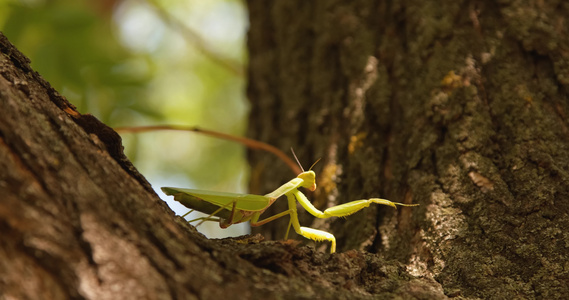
[0,0,250,237]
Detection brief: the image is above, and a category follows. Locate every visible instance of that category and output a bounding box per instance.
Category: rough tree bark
[247,1,569,299]
[2,0,568,298]
[0,27,441,300]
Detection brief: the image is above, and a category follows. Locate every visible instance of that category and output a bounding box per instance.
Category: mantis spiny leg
[287,193,337,253]
[292,190,418,219]
[188,200,237,226]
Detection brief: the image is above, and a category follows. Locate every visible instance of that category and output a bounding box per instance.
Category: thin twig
[115,125,301,174]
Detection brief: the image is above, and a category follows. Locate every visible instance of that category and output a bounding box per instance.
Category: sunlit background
[0,0,250,237]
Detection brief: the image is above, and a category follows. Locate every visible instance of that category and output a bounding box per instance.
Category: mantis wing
[161,187,273,215]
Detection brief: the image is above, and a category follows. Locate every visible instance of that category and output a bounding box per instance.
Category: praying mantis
[116,125,419,253]
[161,152,418,253]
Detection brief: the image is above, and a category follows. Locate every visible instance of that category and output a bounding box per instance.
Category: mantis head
[290,148,319,191]
[297,170,316,191]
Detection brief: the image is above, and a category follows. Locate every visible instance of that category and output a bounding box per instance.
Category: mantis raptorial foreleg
[291,190,417,218]
[255,170,417,252]
[287,192,337,252]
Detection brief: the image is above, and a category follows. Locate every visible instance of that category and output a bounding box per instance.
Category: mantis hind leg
[249,209,296,242]
[186,201,237,227]
[187,216,222,224]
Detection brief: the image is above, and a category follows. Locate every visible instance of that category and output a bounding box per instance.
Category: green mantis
[162,155,418,253]
[116,125,418,252]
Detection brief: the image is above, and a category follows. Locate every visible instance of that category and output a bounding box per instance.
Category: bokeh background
[0,0,250,237]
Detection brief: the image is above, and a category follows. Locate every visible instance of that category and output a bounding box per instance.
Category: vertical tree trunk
[247,1,569,298]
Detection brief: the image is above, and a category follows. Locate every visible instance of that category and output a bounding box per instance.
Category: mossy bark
[247,1,569,298]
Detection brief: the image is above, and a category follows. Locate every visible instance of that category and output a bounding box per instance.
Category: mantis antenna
[290,148,321,173]
[290,148,305,172]
[308,158,321,171]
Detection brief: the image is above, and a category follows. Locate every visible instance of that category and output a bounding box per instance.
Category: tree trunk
[0,31,442,300]
[247,1,569,299]
[2,0,568,298]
